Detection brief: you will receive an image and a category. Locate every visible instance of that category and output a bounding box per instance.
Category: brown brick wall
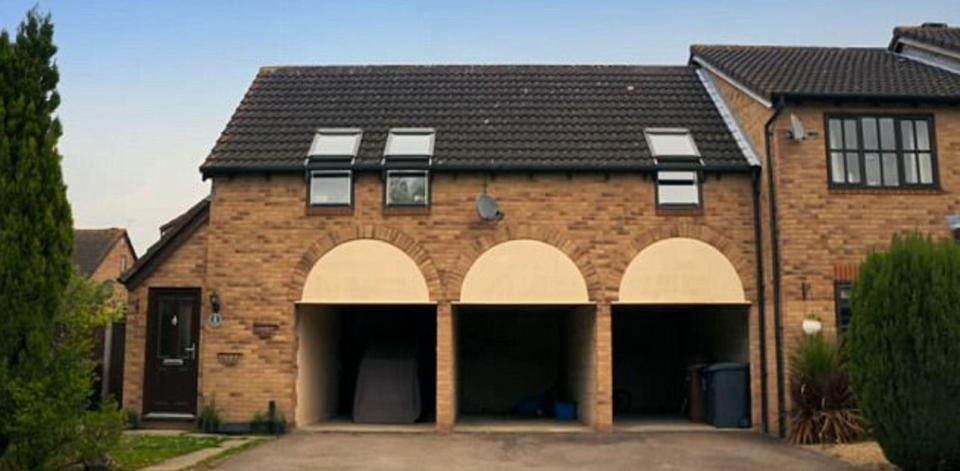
[710,69,960,435]
[773,102,960,363]
[124,170,761,431]
[90,235,136,303]
[122,226,209,413]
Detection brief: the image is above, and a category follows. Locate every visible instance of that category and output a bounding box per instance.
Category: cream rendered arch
[460,239,589,304]
[300,239,430,303]
[619,237,746,304]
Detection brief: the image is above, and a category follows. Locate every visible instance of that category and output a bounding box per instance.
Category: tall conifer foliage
[0,8,75,461]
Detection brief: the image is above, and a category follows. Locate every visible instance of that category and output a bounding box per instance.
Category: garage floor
[215,432,857,470]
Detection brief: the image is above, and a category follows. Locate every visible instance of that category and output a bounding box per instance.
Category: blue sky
[1,0,958,251]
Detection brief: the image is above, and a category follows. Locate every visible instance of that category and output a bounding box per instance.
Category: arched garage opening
[296,240,436,429]
[455,240,596,431]
[614,238,751,430]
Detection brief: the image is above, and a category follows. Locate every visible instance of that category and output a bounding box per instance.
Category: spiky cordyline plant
[789,334,867,445]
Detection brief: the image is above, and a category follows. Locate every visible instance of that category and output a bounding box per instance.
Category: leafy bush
[847,233,960,471]
[789,333,866,444]
[0,271,127,469]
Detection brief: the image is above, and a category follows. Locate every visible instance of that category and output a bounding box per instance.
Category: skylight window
[308,128,362,158]
[384,128,436,158]
[644,128,700,159]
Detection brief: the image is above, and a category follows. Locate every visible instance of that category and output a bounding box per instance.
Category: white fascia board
[895,40,960,76]
[696,68,763,167]
[691,56,773,109]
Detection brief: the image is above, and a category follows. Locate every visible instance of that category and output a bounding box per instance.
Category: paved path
[214,432,857,470]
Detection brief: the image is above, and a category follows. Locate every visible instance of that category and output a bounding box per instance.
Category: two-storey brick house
[692,22,960,435]
[74,228,137,403]
[120,24,960,435]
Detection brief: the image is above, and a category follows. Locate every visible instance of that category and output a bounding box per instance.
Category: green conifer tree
[0,8,75,465]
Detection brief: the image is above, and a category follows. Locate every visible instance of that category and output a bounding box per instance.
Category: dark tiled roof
[691,45,960,103]
[891,24,960,54]
[74,228,125,277]
[200,65,750,175]
[120,197,209,287]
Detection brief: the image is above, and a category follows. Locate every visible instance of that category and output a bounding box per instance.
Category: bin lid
[704,362,748,372]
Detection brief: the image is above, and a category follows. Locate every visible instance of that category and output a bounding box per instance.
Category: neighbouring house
[74,228,137,404]
[119,23,960,435]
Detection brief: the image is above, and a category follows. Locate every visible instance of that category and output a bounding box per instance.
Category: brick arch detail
[610,223,754,301]
[447,224,604,302]
[289,224,446,302]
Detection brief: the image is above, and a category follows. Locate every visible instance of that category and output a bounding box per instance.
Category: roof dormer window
[644,128,701,162]
[384,128,436,160]
[308,128,362,159]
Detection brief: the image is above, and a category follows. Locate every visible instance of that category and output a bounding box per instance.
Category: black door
[144,288,201,415]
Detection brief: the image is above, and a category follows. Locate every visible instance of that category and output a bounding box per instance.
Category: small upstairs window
[386,170,429,206]
[308,128,362,159]
[382,129,434,208]
[310,170,352,206]
[657,171,701,208]
[645,128,701,162]
[120,255,128,272]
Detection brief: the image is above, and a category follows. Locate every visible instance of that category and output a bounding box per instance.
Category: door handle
[185,343,197,360]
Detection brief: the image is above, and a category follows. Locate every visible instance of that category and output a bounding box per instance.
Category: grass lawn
[110,434,225,470]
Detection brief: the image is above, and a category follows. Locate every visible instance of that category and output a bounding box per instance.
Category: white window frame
[644,128,701,161]
[309,170,353,206]
[385,170,430,207]
[656,170,701,208]
[308,128,363,158]
[384,128,436,159]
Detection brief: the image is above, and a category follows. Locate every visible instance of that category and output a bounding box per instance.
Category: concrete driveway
[215,432,856,470]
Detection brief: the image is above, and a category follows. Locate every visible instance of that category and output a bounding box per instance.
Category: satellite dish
[476,194,504,221]
[789,113,808,142]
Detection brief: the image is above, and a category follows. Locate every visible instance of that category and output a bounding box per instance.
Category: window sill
[656,206,704,216]
[828,187,943,195]
[383,206,431,216]
[306,205,354,216]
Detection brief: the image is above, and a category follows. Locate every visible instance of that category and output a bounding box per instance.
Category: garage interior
[296,304,436,428]
[454,305,595,430]
[612,304,749,428]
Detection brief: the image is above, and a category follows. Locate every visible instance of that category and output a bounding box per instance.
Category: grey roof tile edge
[696,68,762,167]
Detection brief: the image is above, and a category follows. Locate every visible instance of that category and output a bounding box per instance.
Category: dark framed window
[309,170,352,206]
[835,282,853,334]
[385,170,429,207]
[656,170,701,208]
[826,115,937,188]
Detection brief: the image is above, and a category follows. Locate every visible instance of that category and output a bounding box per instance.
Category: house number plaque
[208,312,223,328]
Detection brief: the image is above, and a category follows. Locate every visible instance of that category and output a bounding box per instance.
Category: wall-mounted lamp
[210,290,221,313]
[800,281,811,301]
[208,290,223,328]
